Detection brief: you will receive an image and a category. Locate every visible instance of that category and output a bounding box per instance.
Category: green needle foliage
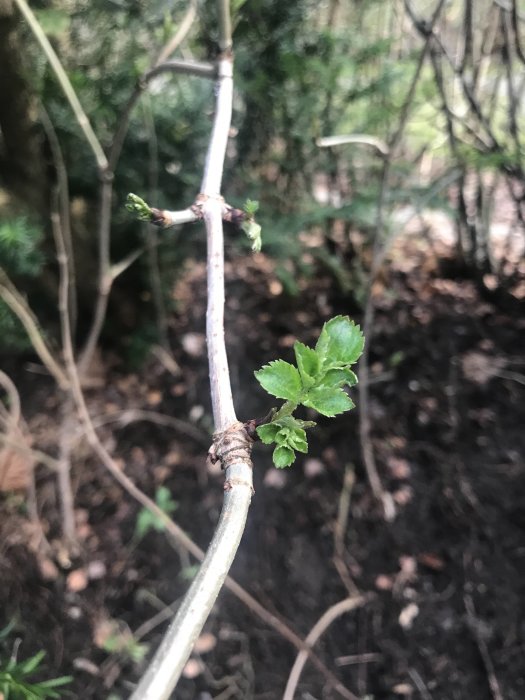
[254,316,364,467]
[0,645,71,700]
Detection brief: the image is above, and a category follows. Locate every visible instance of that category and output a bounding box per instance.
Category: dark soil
[1,247,524,700]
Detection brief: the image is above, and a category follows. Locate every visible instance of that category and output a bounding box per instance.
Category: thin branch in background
[80,13,204,375]
[333,465,360,597]
[142,95,171,353]
[0,270,69,389]
[39,107,77,336]
[88,408,210,448]
[282,597,368,700]
[0,370,21,427]
[154,0,198,66]
[359,0,446,520]
[460,0,473,74]
[78,176,112,375]
[0,372,51,550]
[12,0,108,171]
[50,199,78,545]
[510,0,525,64]
[407,668,434,700]
[0,433,60,473]
[464,595,504,700]
[501,8,523,168]
[317,134,389,156]
[144,59,217,82]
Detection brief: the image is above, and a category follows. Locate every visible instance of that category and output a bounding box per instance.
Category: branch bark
[130,20,254,700]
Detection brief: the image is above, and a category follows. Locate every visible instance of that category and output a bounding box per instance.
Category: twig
[335,653,382,667]
[464,595,504,700]
[358,0,446,521]
[144,59,217,81]
[0,370,21,427]
[142,96,171,353]
[39,107,77,335]
[88,408,210,447]
[13,0,108,171]
[0,433,60,473]
[0,271,69,390]
[130,43,254,700]
[333,465,360,596]
[317,134,389,156]
[407,668,433,700]
[282,597,367,700]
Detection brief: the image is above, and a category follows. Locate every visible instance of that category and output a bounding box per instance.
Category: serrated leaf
[275,428,291,446]
[302,386,355,417]
[276,415,317,430]
[315,315,364,367]
[286,427,308,453]
[255,360,302,402]
[241,219,262,252]
[294,341,319,386]
[243,198,259,215]
[256,423,280,444]
[318,368,358,389]
[273,445,295,468]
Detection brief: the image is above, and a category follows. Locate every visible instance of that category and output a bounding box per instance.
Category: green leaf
[302,387,355,417]
[255,360,302,402]
[286,427,308,453]
[155,486,177,516]
[317,368,358,389]
[315,316,364,367]
[293,341,319,386]
[241,219,262,252]
[256,423,281,444]
[273,445,295,468]
[243,198,260,216]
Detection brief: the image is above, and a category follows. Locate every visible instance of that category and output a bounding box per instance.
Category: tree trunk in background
[0,0,48,217]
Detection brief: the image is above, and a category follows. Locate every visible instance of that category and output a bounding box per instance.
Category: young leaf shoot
[254,315,364,467]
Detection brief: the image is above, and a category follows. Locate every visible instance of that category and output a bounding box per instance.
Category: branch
[130,39,254,698]
[358,0,446,520]
[13,0,108,171]
[154,0,198,65]
[144,58,217,81]
[316,134,389,156]
[283,597,368,700]
[0,270,69,390]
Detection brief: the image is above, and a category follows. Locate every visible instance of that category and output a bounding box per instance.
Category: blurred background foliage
[0,0,523,357]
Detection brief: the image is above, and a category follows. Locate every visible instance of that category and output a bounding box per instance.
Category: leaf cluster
[254,316,364,467]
